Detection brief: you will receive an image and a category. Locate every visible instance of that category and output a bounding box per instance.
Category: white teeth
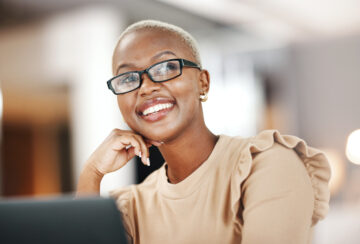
[142,103,173,116]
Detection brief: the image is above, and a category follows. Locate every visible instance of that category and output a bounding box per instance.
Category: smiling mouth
[142,103,174,116]
[138,101,175,123]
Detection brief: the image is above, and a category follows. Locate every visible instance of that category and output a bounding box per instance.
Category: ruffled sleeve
[109,186,134,243]
[231,130,331,228]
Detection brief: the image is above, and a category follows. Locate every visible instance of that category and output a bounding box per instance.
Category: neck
[158,120,218,184]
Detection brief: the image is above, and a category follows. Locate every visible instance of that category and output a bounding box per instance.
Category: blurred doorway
[0,84,73,197]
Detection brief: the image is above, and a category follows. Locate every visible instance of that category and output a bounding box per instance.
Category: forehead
[113,29,195,70]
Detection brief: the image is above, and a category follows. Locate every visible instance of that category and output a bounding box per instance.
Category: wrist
[76,160,104,196]
[84,161,105,179]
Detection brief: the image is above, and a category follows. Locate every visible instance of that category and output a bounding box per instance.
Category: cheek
[174,70,199,92]
[117,96,135,121]
[169,76,200,111]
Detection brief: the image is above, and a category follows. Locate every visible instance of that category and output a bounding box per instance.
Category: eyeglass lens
[110,59,181,94]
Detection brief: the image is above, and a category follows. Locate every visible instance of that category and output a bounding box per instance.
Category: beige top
[110,130,331,244]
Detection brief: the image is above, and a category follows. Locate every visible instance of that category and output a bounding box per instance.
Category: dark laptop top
[0,196,128,244]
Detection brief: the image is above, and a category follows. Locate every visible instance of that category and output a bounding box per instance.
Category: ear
[197,69,210,94]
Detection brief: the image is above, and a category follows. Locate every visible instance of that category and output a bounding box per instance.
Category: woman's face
[112,29,209,142]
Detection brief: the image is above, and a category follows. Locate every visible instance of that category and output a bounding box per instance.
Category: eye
[165,61,179,71]
[151,61,180,76]
[120,73,138,84]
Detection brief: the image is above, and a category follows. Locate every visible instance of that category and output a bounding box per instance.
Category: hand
[86,129,152,175]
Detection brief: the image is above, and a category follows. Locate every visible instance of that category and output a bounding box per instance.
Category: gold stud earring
[199,92,208,102]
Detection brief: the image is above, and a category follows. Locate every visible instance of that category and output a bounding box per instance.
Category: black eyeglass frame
[107,58,201,95]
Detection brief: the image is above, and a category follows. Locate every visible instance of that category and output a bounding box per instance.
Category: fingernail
[147,158,151,166]
[138,151,142,158]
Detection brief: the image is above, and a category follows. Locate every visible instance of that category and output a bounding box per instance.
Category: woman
[77,20,331,244]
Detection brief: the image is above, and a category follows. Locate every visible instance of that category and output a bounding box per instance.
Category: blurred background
[0,0,360,243]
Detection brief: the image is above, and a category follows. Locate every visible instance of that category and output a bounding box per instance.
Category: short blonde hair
[112,20,202,71]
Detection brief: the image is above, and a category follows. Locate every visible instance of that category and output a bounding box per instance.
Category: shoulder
[230,129,331,226]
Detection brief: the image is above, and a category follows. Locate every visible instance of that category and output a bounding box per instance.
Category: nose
[138,72,161,96]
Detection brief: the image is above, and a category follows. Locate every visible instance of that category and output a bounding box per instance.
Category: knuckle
[110,134,125,144]
[111,128,121,135]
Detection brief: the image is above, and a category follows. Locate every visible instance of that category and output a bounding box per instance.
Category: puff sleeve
[231,130,331,244]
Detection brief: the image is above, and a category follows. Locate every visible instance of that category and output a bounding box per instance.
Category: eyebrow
[115,50,178,75]
[115,63,136,75]
[151,50,177,61]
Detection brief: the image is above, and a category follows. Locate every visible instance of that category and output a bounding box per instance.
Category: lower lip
[140,105,175,122]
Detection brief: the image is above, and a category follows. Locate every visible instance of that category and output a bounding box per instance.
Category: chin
[139,123,181,143]
[141,129,173,142]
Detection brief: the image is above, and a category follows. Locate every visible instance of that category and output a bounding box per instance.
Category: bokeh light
[346,129,360,165]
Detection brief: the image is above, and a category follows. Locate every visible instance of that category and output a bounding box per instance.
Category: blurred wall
[294,35,360,148]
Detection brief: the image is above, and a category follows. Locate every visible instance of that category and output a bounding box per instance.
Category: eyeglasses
[107,58,201,95]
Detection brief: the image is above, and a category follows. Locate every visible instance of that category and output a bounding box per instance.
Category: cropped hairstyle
[112,19,202,75]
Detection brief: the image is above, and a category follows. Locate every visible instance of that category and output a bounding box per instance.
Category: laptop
[0,196,128,244]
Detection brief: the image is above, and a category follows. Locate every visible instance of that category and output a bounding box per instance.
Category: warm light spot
[0,85,3,122]
[346,129,360,165]
[320,148,346,196]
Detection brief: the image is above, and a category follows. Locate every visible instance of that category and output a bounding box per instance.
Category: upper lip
[136,97,176,115]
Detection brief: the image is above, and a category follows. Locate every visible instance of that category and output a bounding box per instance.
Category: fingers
[113,135,141,156]
[125,146,137,161]
[112,130,150,166]
[133,134,151,166]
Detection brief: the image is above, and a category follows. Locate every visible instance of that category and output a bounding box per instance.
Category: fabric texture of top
[109,130,331,244]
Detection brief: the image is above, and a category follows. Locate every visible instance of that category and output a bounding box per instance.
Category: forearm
[76,162,104,196]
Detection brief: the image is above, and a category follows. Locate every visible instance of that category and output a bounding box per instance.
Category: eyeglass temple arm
[182,59,201,70]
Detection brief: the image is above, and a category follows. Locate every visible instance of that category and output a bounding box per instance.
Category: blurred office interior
[0,0,360,243]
